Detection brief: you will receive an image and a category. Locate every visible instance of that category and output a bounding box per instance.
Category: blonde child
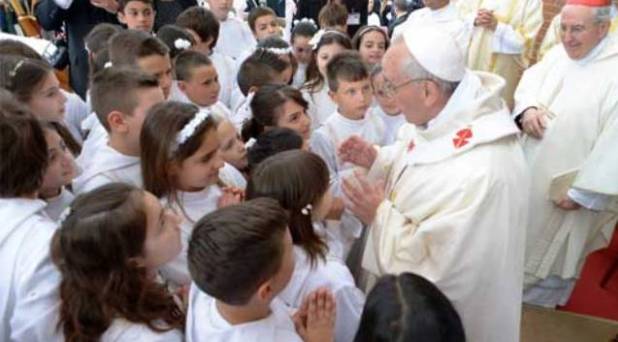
[52,183,185,341]
[302,30,352,129]
[140,101,241,286]
[247,150,365,342]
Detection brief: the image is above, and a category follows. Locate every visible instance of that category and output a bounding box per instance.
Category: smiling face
[217,120,248,170]
[274,99,312,141]
[140,191,182,270]
[173,128,225,192]
[179,64,220,107]
[358,30,387,65]
[560,5,610,60]
[27,71,67,122]
[118,0,155,32]
[40,128,76,198]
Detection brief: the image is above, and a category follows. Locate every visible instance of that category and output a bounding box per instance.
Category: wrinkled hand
[554,196,581,211]
[521,107,548,139]
[475,9,498,31]
[293,288,336,342]
[217,187,244,208]
[90,0,119,13]
[338,135,377,169]
[325,197,345,220]
[342,171,385,225]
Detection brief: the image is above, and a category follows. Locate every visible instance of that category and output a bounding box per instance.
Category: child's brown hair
[326,50,369,92]
[118,0,154,13]
[246,150,329,266]
[248,6,277,33]
[188,198,289,305]
[0,90,48,198]
[90,66,159,131]
[140,101,217,200]
[174,50,213,81]
[176,6,220,50]
[109,29,169,67]
[318,3,348,29]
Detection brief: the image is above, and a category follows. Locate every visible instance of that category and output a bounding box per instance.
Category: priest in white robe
[456,0,543,109]
[513,0,618,308]
[338,26,529,342]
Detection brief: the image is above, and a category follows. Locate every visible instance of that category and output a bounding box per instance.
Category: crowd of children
[0,1,466,341]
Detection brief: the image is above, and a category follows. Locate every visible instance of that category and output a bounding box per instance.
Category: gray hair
[401,53,460,96]
[593,6,613,23]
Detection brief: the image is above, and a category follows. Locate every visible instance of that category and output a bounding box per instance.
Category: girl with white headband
[140,101,243,288]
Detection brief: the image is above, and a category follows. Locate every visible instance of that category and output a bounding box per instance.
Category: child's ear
[256,280,273,302]
[117,12,127,25]
[107,110,129,133]
[177,80,188,93]
[328,89,337,102]
[248,86,259,94]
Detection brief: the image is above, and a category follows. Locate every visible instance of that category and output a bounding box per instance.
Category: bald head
[560,4,611,60]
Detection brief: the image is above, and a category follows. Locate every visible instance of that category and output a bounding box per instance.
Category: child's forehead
[336,76,371,89]
[124,0,153,9]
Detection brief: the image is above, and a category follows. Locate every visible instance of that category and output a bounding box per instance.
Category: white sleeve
[333,285,365,342]
[62,91,89,143]
[492,22,525,54]
[568,188,613,212]
[309,130,340,194]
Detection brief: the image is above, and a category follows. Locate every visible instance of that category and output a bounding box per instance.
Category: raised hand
[294,288,336,342]
[338,135,377,169]
[342,171,385,225]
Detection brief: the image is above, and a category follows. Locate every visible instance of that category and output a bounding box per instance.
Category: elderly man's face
[382,43,433,126]
[560,5,609,60]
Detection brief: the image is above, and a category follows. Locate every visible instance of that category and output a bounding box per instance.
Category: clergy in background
[538,0,618,60]
[514,0,618,308]
[392,0,471,51]
[456,0,543,109]
[338,25,529,342]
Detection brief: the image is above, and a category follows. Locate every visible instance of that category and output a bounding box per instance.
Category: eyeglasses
[380,77,431,98]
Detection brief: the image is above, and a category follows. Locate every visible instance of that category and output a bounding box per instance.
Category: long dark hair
[354,273,465,342]
[0,55,52,103]
[303,31,352,92]
[241,84,308,142]
[246,150,329,266]
[51,183,184,342]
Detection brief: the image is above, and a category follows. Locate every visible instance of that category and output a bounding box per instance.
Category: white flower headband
[174,38,192,50]
[301,204,313,216]
[293,17,317,29]
[260,46,293,55]
[173,109,211,152]
[308,29,347,50]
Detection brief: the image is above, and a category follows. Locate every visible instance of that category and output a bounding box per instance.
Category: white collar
[424,70,478,130]
[431,3,457,20]
[332,110,368,127]
[574,36,609,66]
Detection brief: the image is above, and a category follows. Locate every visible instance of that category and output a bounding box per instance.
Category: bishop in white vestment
[513,0,618,307]
[340,27,529,342]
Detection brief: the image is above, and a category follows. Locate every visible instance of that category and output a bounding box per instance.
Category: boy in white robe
[74,67,165,194]
[339,27,529,342]
[513,0,618,308]
[0,105,62,341]
[176,6,238,109]
[310,51,386,196]
[186,199,335,342]
[207,0,257,61]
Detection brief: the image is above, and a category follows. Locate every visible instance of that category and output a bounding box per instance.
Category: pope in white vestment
[513,1,618,307]
[456,0,543,109]
[340,27,529,342]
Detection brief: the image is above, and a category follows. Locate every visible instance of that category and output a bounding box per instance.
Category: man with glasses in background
[338,25,528,342]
